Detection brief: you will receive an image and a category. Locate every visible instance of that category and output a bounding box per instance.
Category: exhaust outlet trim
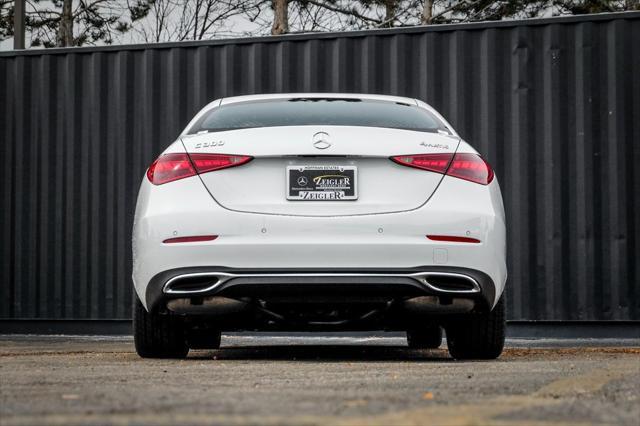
[162,271,481,295]
[415,272,481,294]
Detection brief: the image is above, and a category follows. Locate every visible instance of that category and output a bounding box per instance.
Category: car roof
[218,93,418,106]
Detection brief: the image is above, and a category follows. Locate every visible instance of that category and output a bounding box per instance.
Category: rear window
[188,98,450,134]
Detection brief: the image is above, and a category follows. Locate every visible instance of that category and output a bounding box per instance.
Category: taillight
[147,153,195,185]
[390,154,452,174]
[391,153,494,185]
[147,153,252,185]
[447,153,494,185]
[189,154,252,173]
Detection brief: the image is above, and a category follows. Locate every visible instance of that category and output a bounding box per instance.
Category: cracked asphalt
[0,334,639,426]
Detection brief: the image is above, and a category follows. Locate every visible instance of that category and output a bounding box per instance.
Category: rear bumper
[144,266,497,313]
[133,174,507,310]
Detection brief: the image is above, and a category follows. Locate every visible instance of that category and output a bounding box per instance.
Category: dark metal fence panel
[1,12,639,321]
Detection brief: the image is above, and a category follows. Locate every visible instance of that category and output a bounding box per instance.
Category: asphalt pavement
[1,334,639,425]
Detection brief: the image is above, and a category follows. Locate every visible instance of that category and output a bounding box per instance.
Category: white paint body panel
[132,93,507,311]
[183,126,459,216]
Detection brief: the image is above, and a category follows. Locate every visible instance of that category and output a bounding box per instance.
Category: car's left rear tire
[133,292,189,359]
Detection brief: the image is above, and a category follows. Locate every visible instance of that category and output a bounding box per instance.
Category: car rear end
[132,94,507,359]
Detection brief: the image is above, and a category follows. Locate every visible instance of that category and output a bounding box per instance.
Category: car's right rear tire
[133,292,189,359]
[445,295,505,360]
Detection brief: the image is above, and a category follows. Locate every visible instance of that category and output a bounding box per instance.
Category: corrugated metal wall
[1,12,639,321]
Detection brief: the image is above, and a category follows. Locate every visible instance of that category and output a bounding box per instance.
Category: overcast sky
[1,9,264,51]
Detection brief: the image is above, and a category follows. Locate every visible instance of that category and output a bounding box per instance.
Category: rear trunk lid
[181,126,459,216]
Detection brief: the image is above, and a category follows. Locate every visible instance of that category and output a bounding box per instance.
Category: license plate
[287,165,358,201]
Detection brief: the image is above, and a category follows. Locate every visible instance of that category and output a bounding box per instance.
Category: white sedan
[132,93,507,359]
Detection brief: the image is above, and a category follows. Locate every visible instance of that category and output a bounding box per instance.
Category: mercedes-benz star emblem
[297,176,309,186]
[312,132,331,149]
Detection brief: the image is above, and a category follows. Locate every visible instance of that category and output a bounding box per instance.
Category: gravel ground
[0,334,639,426]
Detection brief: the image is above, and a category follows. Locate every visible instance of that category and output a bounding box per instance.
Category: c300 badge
[194,140,225,149]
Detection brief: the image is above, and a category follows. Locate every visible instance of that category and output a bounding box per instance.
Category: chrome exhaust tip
[412,272,481,294]
[163,273,231,294]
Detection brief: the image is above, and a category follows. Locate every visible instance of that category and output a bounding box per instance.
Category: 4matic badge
[420,141,450,150]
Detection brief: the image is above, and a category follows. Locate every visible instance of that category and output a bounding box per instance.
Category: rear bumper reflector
[163,235,218,244]
[426,235,481,243]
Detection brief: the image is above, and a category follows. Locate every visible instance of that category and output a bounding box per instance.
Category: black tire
[407,326,443,349]
[133,293,189,359]
[445,295,506,360]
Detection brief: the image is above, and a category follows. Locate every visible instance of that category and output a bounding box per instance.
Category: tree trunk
[421,0,433,25]
[57,0,74,46]
[383,0,397,27]
[271,0,288,35]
